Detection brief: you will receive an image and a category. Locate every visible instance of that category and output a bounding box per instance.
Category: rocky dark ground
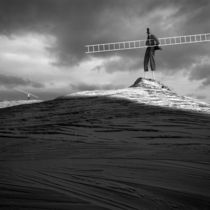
[0,79,210,210]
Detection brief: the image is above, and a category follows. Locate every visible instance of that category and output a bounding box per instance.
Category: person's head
[147,28,150,35]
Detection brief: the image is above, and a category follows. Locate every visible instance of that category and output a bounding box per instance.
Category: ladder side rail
[130,41,133,49]
[178,36,181,45]
[159,38,164,46]
[194,34,197,42]
[178,36,182,45]
[206,33,210,41]
[140,40,145,48]
[130,41,132,49]
[129,41,132,49]
[90,45,94,53]
[176,36,182,44]
[108,43,110,51]
[201,34,204,42]
[124,41,127,49]
[163,37,167,46]
[188,35,191,43]
[93,45,96,53]
[85,45,92,53]
[131,41,134,49]
[120,41,123,49]
[132,41,135,48]
[190,35,195,43]
[91,45,94,53]
[196,34,200,42]
[133,41,136,48]
[85,45,89,54]
[129,41,133,49]
[193,34,197,43]
[190,35,192,43]
[203,34,206,41]
[97,44,100,52]
[139,40,143,48]
[85,33,210,53]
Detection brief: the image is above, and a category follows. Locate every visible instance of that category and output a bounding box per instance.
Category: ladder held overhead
[85,33,210,54]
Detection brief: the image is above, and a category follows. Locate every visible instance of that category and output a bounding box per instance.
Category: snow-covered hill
[0,78,210,210]
[0,99,42,109]
[65,78,210,114]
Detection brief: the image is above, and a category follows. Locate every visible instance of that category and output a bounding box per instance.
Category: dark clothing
[146,34,160,46]
[144,47,155,71]
[144,34,160,72]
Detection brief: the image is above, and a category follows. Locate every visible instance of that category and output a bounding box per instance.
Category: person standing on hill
[143,28,161,79]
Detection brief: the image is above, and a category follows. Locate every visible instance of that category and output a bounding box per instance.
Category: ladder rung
[85,33,210,53]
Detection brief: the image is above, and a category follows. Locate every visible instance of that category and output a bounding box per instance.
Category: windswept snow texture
[67,78,210,114]
[0,78,210,210]
[0,100,42,109]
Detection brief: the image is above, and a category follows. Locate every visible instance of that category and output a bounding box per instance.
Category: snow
[66,78,210,114]
[1,77,210,209]
[1,78,209,114]
[0,100,42,109]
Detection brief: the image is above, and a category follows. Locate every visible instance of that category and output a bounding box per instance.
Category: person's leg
[144,48,150,76]
[150,48,156,71]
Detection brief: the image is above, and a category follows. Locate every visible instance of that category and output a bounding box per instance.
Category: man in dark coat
[143,28,161,79]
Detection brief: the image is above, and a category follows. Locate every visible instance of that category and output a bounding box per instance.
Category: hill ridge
[65,78,210,114]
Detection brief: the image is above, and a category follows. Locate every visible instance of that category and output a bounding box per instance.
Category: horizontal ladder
[85,33,210,54]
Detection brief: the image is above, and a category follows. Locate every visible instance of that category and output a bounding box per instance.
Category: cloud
[187,93,207,100]
[0,0,209,100]
[70,82,124,92]
[189,63,210,87]
[91,56,141,73]
[0,0,209,69]
[0,74,44,88]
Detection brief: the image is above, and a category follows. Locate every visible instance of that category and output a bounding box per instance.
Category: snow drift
[65,78,210,114]
[0,99,42,109]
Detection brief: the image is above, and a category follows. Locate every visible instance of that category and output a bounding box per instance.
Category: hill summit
[66,77,210,114]
[1,78,210,210]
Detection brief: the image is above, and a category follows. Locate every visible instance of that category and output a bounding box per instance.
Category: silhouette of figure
[143,28,161,79]
[27,93,31,100]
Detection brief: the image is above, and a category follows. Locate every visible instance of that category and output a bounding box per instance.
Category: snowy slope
[0,78,210,210]
[0,99,42,109]
[66,78,210,114]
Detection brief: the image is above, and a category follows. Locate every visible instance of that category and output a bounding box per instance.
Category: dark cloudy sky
[0,0,209,102]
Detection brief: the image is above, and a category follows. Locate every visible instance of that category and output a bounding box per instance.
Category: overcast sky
[0,0,209,102]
